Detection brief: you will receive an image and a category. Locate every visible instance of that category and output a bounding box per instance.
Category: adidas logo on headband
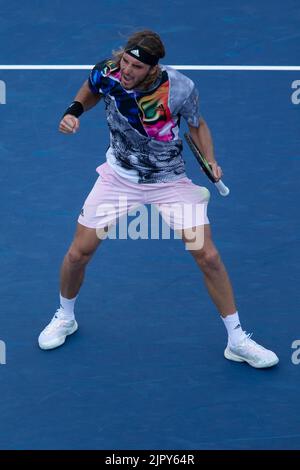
[125,45,159,66]
[130,49,140,57]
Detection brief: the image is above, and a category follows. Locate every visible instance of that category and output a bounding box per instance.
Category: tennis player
[38,30,278,368]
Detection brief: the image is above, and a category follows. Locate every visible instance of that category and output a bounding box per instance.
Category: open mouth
[122,74,133,84]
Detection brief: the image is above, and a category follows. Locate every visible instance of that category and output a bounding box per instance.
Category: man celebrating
[38,30,279,368]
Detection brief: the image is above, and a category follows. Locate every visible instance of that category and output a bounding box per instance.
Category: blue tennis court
[0,0,300,450]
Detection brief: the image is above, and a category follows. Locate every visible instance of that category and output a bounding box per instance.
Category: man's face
[120,52,152,89]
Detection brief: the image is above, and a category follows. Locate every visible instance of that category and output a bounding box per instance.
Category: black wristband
[63,101,84,118]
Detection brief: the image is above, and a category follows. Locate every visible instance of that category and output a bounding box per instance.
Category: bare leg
[60,223,102,299]
[181,224,236,316]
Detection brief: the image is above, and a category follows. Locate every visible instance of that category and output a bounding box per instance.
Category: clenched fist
[59,115,80,134]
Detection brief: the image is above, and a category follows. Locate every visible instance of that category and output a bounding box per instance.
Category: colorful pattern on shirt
[88,59,200,183]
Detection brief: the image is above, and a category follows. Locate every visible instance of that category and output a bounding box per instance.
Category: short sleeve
[88,62,105,95]
[179,86,201,127]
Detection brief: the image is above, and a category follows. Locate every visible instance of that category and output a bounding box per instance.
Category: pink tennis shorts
[78,163,210,231]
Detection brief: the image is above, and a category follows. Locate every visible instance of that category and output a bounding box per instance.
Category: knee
[193,248,221,272]
[66,246,93,266]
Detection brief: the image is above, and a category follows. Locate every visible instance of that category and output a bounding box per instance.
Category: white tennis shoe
[224,333,279,368]
[38,309,78,350]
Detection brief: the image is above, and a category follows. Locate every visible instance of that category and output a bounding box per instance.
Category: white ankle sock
[221,312,245,346]
[59,293,77,321]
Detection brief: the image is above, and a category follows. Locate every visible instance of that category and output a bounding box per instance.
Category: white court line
[0,65,300,71]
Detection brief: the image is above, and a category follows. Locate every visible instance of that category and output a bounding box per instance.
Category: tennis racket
[184,132,230,197]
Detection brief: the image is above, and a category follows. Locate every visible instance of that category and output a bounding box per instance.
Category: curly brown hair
[112,30,165,89]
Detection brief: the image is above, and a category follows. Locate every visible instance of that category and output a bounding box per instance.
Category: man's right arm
[74,79,102,111]
[59,80,102,134]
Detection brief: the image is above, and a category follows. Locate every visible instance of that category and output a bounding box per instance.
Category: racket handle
[215,179,230,196]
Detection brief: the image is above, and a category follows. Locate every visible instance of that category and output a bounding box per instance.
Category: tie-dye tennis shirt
[88,59,201,184]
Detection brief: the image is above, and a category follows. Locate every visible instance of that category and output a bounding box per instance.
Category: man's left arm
[188,119,223,181]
